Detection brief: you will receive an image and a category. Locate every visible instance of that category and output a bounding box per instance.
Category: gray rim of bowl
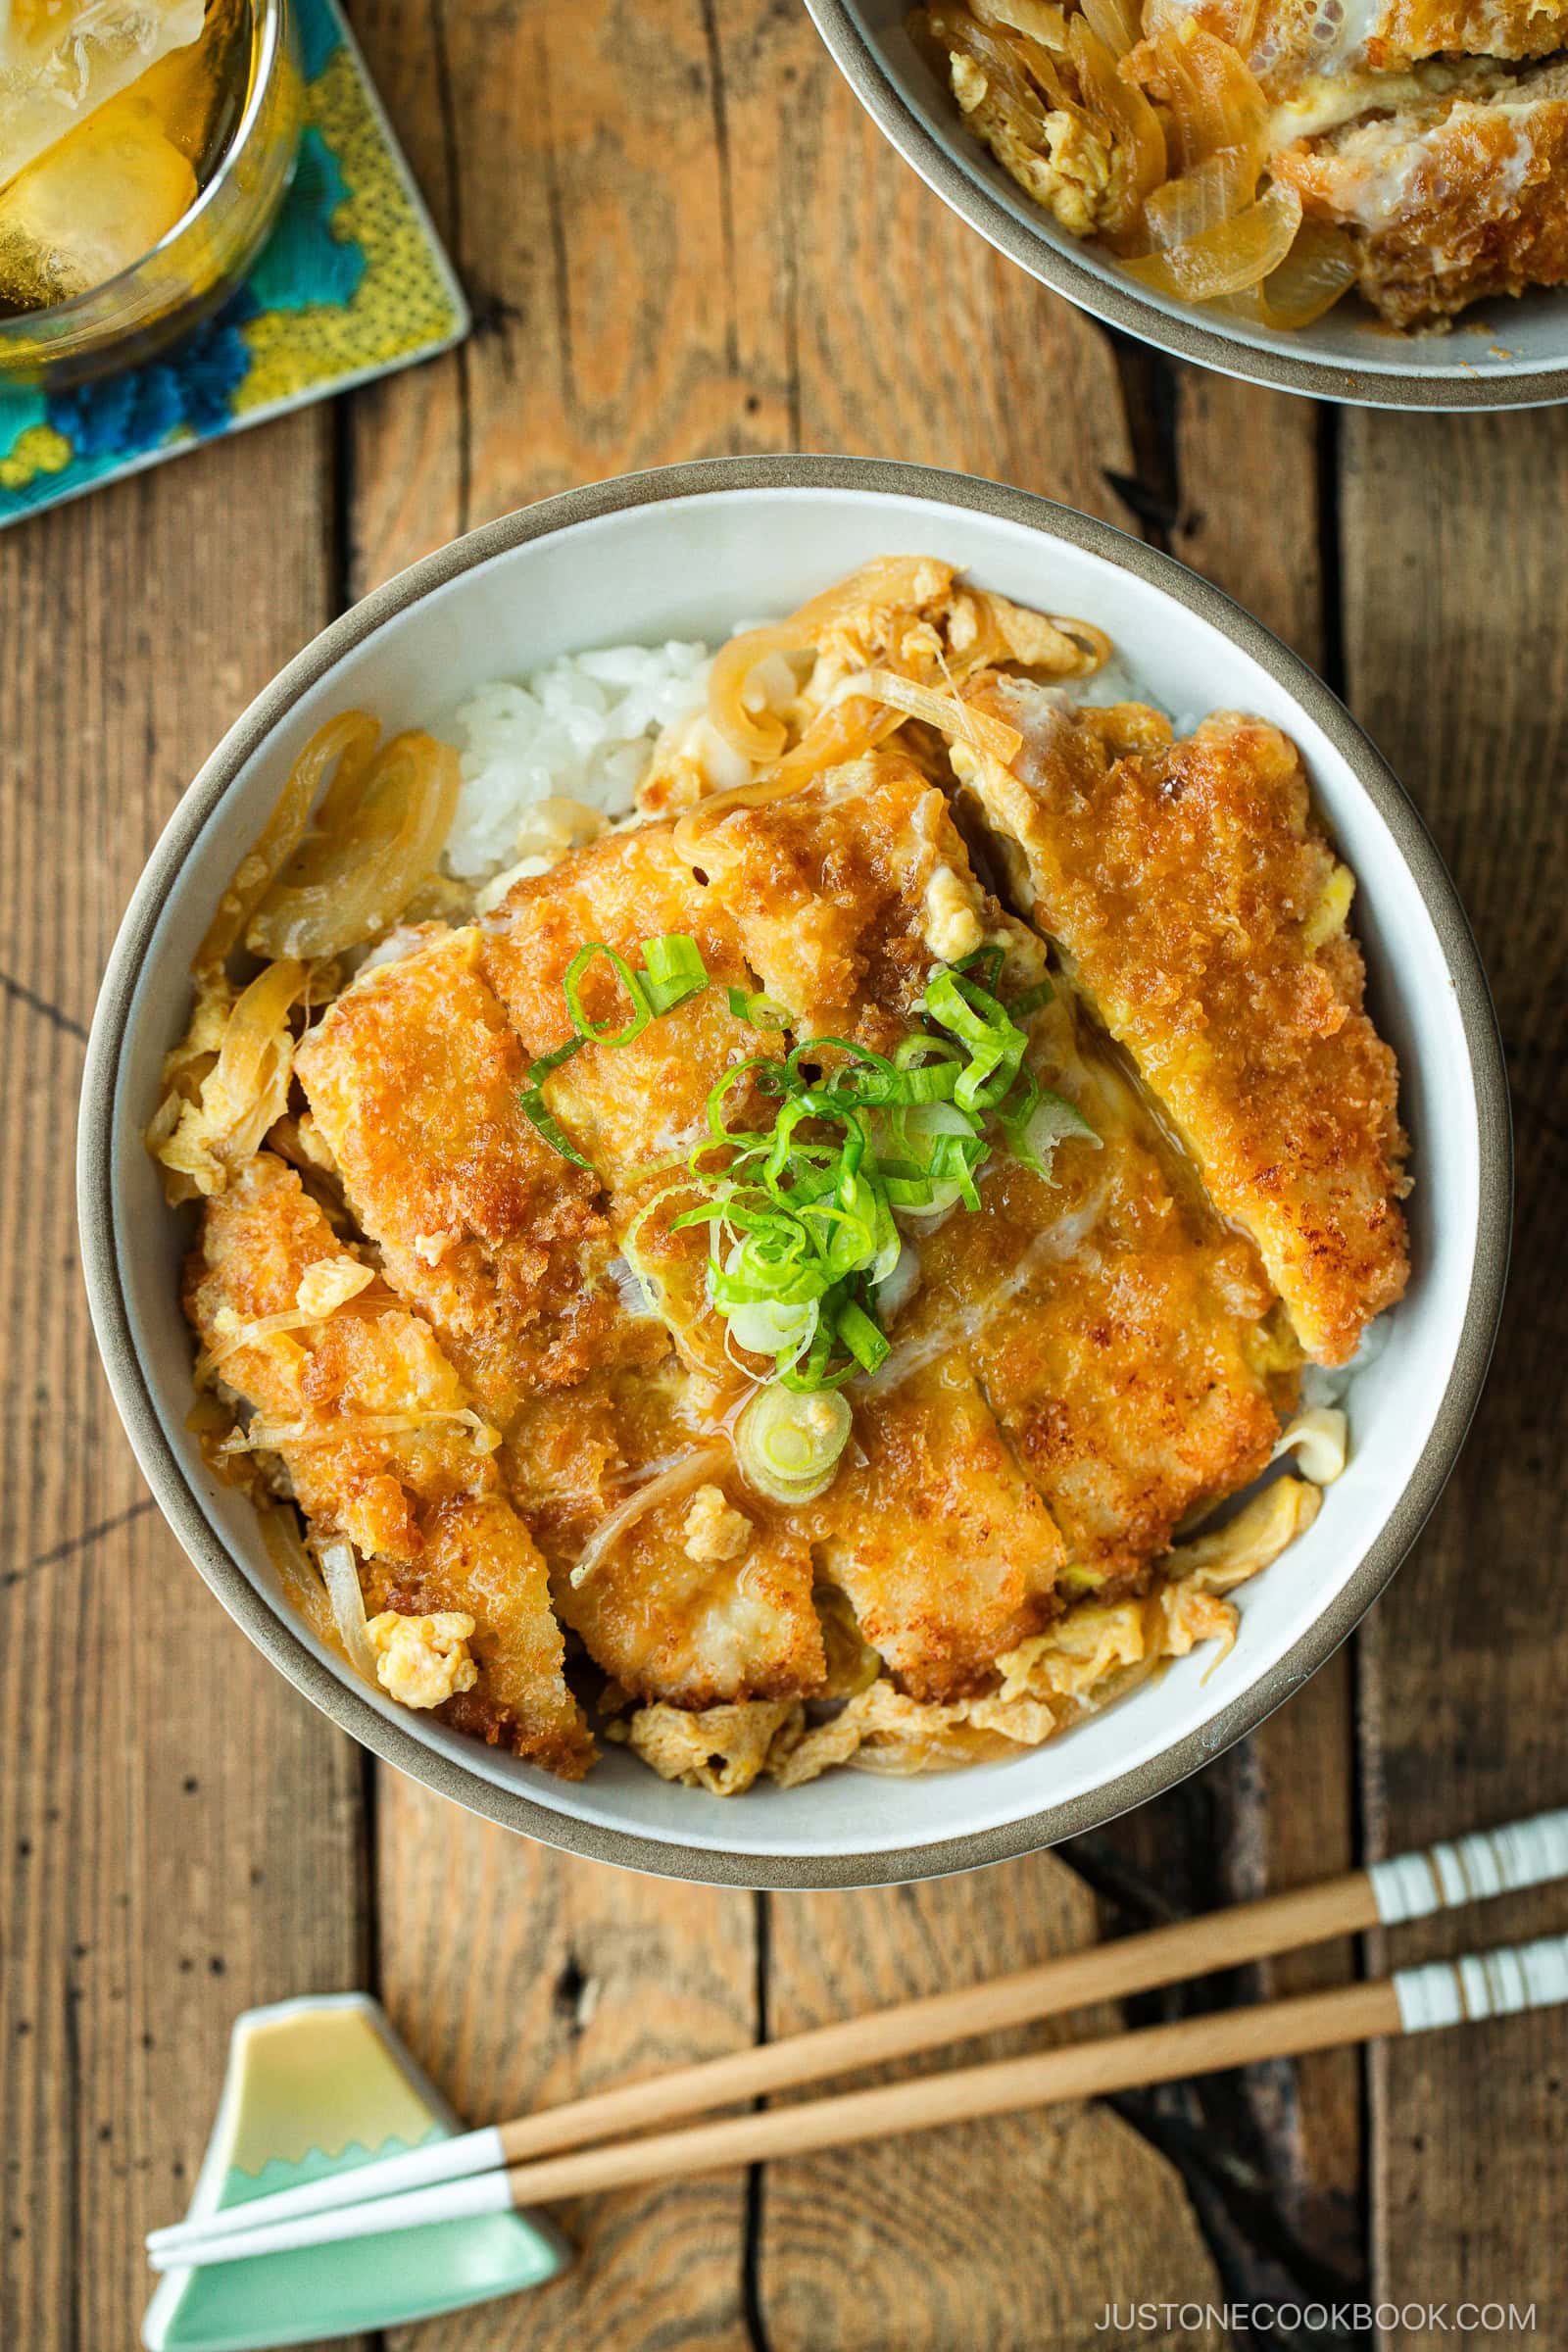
[803,0,1568,413]
[77,453,1513,1889]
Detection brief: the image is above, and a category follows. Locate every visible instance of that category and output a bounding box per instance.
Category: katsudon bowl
[78,456,1509,1888]
[805,1,1568,411]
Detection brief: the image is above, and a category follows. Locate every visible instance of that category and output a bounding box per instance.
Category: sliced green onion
[956,944,1007,992]
[735,1385,853,1504]
[564,942,652,1046]
[641,932,709,1014]
[520,1090,594,1170]
[727,985,790,1030]
[1012,1089,1101,1178]
[1009,979,1054,1017]
[836,1298,890,1375]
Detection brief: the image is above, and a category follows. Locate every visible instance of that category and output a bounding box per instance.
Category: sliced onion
[1077,0,1141,58]
[571,1443,733,1589]
[247,730,461,962]
[858,669,1023,766]
[194,712,377,973]
[736,1387,852,1505]
[224,1407,498,1453]
[1144,144,1259,252]
[259,1508,342,1653]
[1145,23,1267,182]
[726,1295,818,1360]
[318,1539,378,1679]
[1250,220,1362,327]
[707,625,805,762]
[1067,18,1166,241]
[1123,181,1303,302]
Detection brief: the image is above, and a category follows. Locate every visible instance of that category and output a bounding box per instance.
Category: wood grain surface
[0,4,1560,2349]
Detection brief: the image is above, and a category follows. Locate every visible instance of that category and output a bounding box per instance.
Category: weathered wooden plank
[1341,406,1568,2349]
[0,418,369,2351]
[759,1855,1227,2352]
[376,1790,757,2352]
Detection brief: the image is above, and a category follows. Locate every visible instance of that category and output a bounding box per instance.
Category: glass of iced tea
[0,0,302,384]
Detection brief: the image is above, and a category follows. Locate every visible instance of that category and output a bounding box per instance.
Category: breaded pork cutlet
[885,990,1287,1586]
[954,680,1408,1366]
[1273,59,1568,327]
[298,907,823,1713]
[293,924,648,1431]
[184,1152,593,1777]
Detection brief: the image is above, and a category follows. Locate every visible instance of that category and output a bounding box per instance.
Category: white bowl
[78,457,1510,1886]
[806,0,1568,411]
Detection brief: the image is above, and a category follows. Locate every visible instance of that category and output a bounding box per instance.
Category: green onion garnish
[523,937,712,1165]
[526,935,1098,1399]
[727,985,790,1030]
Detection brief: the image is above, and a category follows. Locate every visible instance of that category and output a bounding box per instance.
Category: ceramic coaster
[0,0,467,527]
[142,1993,567,2351]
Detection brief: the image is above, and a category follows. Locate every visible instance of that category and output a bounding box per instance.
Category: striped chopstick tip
[1393,1932,1568,2034]
[1369,1807,1568,1926]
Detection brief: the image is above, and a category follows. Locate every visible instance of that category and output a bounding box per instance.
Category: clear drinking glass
[0,0,302,387]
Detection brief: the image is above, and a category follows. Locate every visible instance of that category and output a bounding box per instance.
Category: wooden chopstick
[148,1927,1568,2269]
[147,1804,1568,2263]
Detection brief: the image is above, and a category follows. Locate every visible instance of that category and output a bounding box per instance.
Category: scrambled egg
[366,1609,479,1709]
[682,1485,754,1563]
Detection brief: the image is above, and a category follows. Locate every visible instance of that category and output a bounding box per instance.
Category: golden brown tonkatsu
[953,682,1408,1366]
[921,0,1568,332]
[154,557,1408,1792]
[184,1152,593,1776]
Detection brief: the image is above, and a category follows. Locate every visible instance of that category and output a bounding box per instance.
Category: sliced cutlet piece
[479,823,782,1381]
[294,924,661,1432]
[880,991,1287,1590]
[690,751,1079,1677]
[184,1152,593,1777]
[516,1366,826,1710]
[810,1358,1064,1703]
[954,679,1408,1367]
[1143,0,1568,97]
[1273,59,1568,328]
[685,746,1008,1043]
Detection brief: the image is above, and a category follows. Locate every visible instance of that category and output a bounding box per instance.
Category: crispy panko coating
[1144,0,1568,93]
[185,1154,593,1774]
[369,1497,594,1775]
[295,927,642,1429]
[813,1359,1065,1702]
[538,1373,825,1709]
[763,1479,1320,1788]
[689,749,1008,1040]
[956,681,1408,1366]
[892,998,1287,1579]
[479,823,778,1375]
[1274,60,1568,327]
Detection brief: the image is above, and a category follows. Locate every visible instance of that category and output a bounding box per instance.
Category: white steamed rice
[442,640,713,882]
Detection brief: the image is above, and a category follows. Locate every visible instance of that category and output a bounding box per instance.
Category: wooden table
[3,7,1565,2347]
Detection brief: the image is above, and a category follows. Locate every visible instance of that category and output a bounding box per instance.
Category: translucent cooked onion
[1067,18,1165,242]
[1147,23,1268,183]
[570,1442,733,1589]
[1229,220,1362,327]
[858,669,1024,765]
[736,1387,852,1505]
[1077,0,1141,57]
[148,956,309,1196]
[193,712,378,974]
[224,1407,499,1453]
[1123,181,1303,303]
[259,1508,343,1654]
[1144,145,1261,253]
[318,1538,377,1679]
[247,729,461,962]
[707,624,805,762]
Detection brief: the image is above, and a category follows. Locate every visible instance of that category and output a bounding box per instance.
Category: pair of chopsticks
[147,1804,1568,2272]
